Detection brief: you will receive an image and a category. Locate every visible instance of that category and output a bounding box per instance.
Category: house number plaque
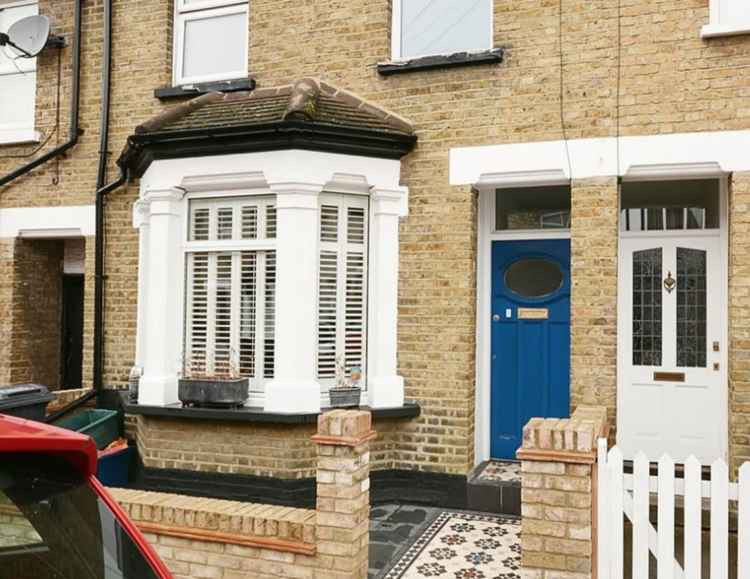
[517,308,549,320]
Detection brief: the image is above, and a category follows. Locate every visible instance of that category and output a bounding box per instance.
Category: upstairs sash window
[316,194,369,387]
[184,197,276,393]
[0,1,38,143]
[174,0,248,85]
[393,0,493,59]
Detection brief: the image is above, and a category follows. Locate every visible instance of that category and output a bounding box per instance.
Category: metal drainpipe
[93,0,127,392]
[0,0,83,188]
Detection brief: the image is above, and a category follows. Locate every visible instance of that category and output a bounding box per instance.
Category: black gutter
[120,121,417,177]
[0,0,83,188]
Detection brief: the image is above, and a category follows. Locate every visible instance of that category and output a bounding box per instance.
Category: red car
[0,413,172,578]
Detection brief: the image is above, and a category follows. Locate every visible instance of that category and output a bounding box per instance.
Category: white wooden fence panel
[740,463,750,579]
[683,456,702,579]
[609,446,625,579]
[657,454,675,579]
[598,438,609,579]
[597,441,747,579]
[710,459,728,579]
[633,452,650,579]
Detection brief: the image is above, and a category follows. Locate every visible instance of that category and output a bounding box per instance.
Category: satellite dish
[0,14,50,58]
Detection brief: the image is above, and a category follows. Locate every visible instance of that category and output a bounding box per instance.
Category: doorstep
[119,391,421,424]
[466,460,521,517]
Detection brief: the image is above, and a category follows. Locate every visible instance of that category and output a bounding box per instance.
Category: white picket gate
[597,439,750,579]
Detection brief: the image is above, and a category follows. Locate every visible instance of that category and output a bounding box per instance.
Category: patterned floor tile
[475,461,521,484]
[383,511,521,579]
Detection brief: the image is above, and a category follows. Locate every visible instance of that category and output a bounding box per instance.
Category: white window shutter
[184,197,276,391]
[316,195,368,384]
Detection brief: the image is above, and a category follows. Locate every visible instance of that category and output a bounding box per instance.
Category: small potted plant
[178,349,249,408]
[329,355,362,408]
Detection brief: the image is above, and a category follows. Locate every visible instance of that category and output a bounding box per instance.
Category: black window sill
[119,391,420,424]
[154,77,256,100]
[377,48,504,76]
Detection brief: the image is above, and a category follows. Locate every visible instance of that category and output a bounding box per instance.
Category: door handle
[492,314,500,322]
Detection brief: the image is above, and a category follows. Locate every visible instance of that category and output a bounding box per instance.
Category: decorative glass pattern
[677,248,707,368]
[632,248,662,366]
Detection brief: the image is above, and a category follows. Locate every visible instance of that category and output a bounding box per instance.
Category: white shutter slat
[216,207,234,240]
[345,251,365,372]
[190,207,210,241]
[241,205,258,239]
[186,252,210,376]
[321,205,339,242]
[239,251,257,379]
[266,205,277,239]
[317,250,339,378]
[214,253,233,374]
[263,250,276,379]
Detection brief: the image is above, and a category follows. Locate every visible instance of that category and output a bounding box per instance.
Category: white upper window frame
[390,0,494,61]
[0,0,39,144]
[701,0,750,38]
[173,0,249,86]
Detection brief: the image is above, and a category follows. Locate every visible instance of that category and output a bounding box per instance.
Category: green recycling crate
[54,409,119,450]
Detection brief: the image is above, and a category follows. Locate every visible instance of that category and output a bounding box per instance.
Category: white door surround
[133,149,408,412]
[616,178,729,464]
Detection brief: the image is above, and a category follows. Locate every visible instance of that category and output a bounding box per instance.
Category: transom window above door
[393,0,493,60]
[173,0,249,85]
[495,185,571,232]
[620,179,720,233]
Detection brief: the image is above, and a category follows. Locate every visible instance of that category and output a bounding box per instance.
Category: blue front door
[490,239,571,459]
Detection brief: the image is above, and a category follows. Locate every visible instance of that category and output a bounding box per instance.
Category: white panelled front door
[618,235,725,463]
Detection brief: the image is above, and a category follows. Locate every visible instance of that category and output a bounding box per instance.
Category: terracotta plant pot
[178,378,249,408]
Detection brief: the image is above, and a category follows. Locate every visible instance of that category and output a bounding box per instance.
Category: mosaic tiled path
[382,511,521,579]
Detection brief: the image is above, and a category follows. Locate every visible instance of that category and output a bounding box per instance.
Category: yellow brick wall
[0,0,749,474]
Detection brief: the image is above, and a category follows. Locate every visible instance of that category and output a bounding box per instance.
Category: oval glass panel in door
[504,258,564,298]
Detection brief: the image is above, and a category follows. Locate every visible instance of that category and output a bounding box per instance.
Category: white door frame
[474,185,571,466]
[616,175,729,462]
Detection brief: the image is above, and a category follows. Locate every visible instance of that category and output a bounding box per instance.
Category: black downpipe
[0,0,82,188]
[93,0,127,392]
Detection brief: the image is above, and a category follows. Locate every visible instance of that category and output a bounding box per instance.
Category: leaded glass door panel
[618,236,723,463]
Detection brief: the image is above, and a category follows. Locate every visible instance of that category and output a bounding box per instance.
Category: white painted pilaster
[367,187,408,408]
[132,199,150,369]
[137,188,184,406]
[263,183,323,413]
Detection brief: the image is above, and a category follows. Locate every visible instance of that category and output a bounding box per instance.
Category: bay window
[173,0,249,85]
[0,0,38,144]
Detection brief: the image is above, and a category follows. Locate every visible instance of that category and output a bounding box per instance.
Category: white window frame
[316,193,369,395]
[173,0,249,86]
[182,195,276,396]
[0,0,39,144]
[390,0,494,61]
[701,0,750,38]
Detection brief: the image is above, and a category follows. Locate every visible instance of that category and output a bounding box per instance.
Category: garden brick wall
[114,409,374,579]
[0,0,749,474]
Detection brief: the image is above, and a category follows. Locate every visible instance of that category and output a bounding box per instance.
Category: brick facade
[0,0,749,476]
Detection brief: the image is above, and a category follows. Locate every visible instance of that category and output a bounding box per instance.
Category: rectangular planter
[329,387,361,408]
[178,378,249,408]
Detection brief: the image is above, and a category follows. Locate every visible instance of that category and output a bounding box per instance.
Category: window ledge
[120,391,421,423]
[377,48,504,76]
[701,22,750,38]
[154,77,256,100]
[0,128,41,146]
